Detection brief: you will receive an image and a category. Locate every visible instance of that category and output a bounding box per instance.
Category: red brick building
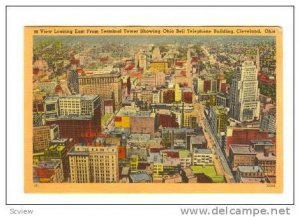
[225,127,276,157]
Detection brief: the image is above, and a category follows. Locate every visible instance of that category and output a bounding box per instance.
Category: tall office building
[152,46,161,61]
[68,145,90,183]
[78,71,122,110]
[68,144,119,183]
[229,61,260,122]
[44,95,101,142]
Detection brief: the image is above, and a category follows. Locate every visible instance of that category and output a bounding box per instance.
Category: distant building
[67,70,79,94]
[161,89,175,103]
[260,112,276,133]
[104,99,114,114]
[149,61,168,73]
[78,71,122,110]
[207,106,228,137]
[141,72,165,87]
[130,111,156,136]
[216,92,229,107]
[156,110,178,128]
[229,61,260,122]
[175,84,182,102]
[152,90,161,104]
[161,128,192,149]
[126,142,148,160]
[152,46,162,61]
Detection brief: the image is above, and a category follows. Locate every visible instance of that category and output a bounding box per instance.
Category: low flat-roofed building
[192,148,213,166]
[130,111,156,136]
[255,152,276,177]
[189,135,207,150]
[179,150,192,168]
[191,165,225,183]
[129,172,152,183]
[236,166,266,183]
[34,159,64,183]
[163,173,182,183]
[249,139,275,154]
[181,168,197,183]
[228,145,256,171]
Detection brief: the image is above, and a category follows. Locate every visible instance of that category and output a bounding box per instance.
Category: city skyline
[28,26,280,191]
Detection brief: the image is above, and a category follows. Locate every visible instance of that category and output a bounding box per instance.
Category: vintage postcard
[24,26,282,193]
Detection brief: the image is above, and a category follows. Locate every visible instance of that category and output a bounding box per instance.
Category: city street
[194,102,235,183]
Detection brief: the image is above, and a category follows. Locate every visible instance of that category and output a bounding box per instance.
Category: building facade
[229,61,260,122]
[44,95,101,142]
[68,144,119,183]
[78,72,122,110]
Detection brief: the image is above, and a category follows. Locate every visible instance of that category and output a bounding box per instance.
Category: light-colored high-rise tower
[68,144,119,183]
[89,145,119,183]
[229,61,260,122]
[68,146,91,183]
[152,46,161,61]
[256,48,260,71]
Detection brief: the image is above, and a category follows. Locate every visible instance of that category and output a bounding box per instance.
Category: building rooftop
[237,165,263,173]
[194,148,212,155]
[50,138,69,144]
[79,70,121,77]
[37,159,61,169]
[130,172,152,183]
[191,165,225,183]
[44,96,59,102]
[250,140,274,146]
[45,144,65,152]
[148,153,163,163]
[128,134,151,141]
[45,94,99,102]
[121,167,130,176]
[179,150,191,158]
[67,146,89,156]
[230,145,256,155]
[132,111,152,118]
[190,135,206,145]
[239,177,268,183]
[161,150,179,158]
[256,152,276,161]
[55,114,93,121]
[212,106,228,115]
[59,94,99,101]
[117,107,138,116]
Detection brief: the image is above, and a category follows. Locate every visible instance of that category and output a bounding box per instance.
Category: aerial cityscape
[32,33,277,184]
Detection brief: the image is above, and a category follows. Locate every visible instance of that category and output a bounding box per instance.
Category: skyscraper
[68,144,119,183]
[78,71,122,110]
[229,61,260,122]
